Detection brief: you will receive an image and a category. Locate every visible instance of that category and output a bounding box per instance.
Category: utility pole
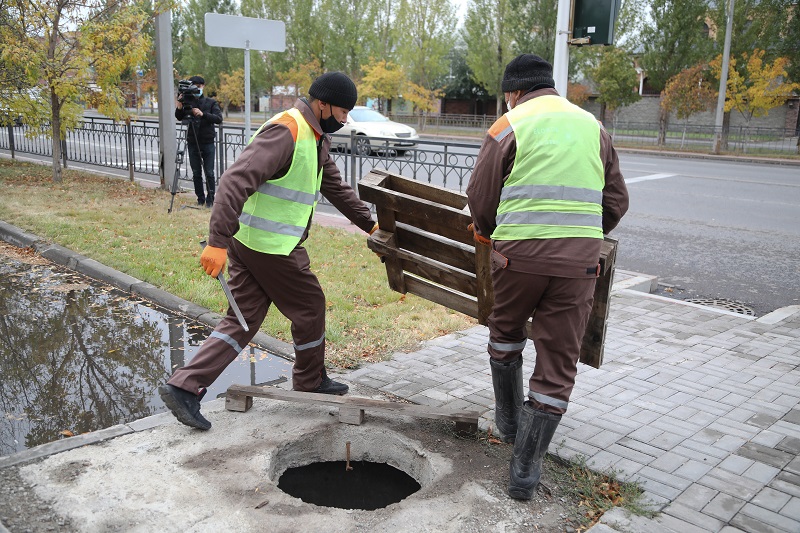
[713,0,735,154]
[154,11,176,189]
[553,0,572,96]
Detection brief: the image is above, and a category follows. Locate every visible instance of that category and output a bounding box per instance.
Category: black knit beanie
[308,72,358,110]
[501,54,555,93]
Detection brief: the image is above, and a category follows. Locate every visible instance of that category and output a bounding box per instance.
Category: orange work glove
[369,222,379,235]
[467,223,491,246]
[200,245,227,277]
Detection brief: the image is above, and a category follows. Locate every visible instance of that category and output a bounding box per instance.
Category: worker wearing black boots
[467,53,629,499]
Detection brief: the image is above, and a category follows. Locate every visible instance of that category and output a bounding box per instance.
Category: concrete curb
[0,220,295,362]
[0,399,227,470]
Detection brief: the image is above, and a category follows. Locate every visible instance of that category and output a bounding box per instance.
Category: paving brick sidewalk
[342,282,800,532]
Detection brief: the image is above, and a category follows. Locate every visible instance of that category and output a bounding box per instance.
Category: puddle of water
[0,246,292,455]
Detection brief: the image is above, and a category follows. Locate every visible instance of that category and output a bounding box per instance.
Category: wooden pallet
[358,168,617,368]
[225,384,480,435]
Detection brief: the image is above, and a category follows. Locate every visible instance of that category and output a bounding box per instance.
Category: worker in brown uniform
[159,72,378,431]
[466,54,629,499]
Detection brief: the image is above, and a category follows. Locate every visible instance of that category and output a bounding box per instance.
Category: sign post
[204,14,286,137]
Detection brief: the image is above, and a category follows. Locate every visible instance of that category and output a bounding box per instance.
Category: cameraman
[175,75,223,207]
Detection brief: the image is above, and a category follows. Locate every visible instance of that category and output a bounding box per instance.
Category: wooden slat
[404,276,479,319]
[225,384,480,429]
[579,237,618,368]
[395,210,473,246]
[360,183,472,241]
[474,241,494,325]
[374,170,469,209]
[395,223,475,273]
[368,231,477,295]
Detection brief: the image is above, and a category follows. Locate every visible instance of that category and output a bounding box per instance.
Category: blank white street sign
[204,13,285,52]
[204,13,286,136]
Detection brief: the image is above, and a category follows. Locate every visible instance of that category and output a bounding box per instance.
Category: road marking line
[625,173,677,184]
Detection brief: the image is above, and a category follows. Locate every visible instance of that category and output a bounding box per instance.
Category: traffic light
[571,0,621,46]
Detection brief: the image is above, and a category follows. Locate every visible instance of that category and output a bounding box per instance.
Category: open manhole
[278,460,420,510]
[685,297,755,316]
[268,426,437,510]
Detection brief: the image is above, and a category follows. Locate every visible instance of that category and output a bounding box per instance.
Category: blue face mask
[197,88,203,97]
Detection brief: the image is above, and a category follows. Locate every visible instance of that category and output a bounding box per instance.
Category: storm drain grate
[685,298,755,316]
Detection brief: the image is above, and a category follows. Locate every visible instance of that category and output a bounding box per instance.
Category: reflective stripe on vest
[492,95,604,241]
[233,108,322,255]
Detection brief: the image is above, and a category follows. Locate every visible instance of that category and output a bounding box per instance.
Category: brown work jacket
[208,99,375,251]
[466,88,629,278]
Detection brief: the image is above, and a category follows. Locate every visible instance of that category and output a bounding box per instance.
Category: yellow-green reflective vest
[233,107,322,255]
[492,95,604,241]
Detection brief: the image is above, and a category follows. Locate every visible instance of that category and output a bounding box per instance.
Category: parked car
[337,106,419,155]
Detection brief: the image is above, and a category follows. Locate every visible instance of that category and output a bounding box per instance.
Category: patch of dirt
[0,241,49,265]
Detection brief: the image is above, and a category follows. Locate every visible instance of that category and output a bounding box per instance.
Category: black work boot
[158,384,211,430]
[490,357,524,443]
[508,403,561,500]
[313,368,349,395]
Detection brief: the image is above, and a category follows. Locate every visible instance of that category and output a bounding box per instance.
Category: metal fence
[0,118,482,197]
[390,113,800,156]
[1,115,797,194]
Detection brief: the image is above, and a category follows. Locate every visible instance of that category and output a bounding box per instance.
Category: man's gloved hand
[467,223,491,246]
[200,245,227,277]
[369,223,379,235]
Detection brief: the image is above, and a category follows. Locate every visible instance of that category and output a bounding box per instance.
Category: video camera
[178,79,202,109]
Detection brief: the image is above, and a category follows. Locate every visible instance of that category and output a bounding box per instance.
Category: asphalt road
[613,153,799,316]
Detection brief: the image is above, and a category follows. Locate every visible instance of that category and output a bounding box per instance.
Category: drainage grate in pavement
[685,297,755,316]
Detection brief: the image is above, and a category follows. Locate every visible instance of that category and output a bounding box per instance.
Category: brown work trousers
[169,239,327,394]
[487,267,595,415]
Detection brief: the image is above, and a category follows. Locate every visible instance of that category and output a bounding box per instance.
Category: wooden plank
[360,184,472,241]
[226,392,253,412]
[396,210,473,246]
[474,241,494,325]
[395,223,475,273]
[339,407,365,425]
[404,276,479,319]
[368,234,477,296]
[579,237,618,368]
[373,210,406,294]
[374,170,469,209]
[225,384,480,430]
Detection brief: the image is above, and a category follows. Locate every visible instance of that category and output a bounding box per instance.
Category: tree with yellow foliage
[359,59,440,127]
[217,69,246,118]
[0,0,167,183]
[358,60,405,114]
[277,58,322,100]
[710,49,800,126]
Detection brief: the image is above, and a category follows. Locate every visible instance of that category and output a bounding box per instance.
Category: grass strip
[0,159,476,369]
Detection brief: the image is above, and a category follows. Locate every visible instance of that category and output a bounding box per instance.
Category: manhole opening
[685,297,755,316]
[277,460,421,510]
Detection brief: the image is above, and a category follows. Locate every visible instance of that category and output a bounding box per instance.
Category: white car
[338,106,419,155]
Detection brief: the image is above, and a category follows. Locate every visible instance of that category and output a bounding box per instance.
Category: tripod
[167,117,201,213]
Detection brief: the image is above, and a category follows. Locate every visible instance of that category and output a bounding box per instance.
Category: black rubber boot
[508,403,561,500]
[490,357,524,443]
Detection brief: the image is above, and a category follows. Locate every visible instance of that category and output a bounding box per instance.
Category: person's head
[189,75,205,96]
[308,71,358,133]
[501,54,555,111]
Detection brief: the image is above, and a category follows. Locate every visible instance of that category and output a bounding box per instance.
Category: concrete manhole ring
[685,297,755,316]
[266,424,445,508]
